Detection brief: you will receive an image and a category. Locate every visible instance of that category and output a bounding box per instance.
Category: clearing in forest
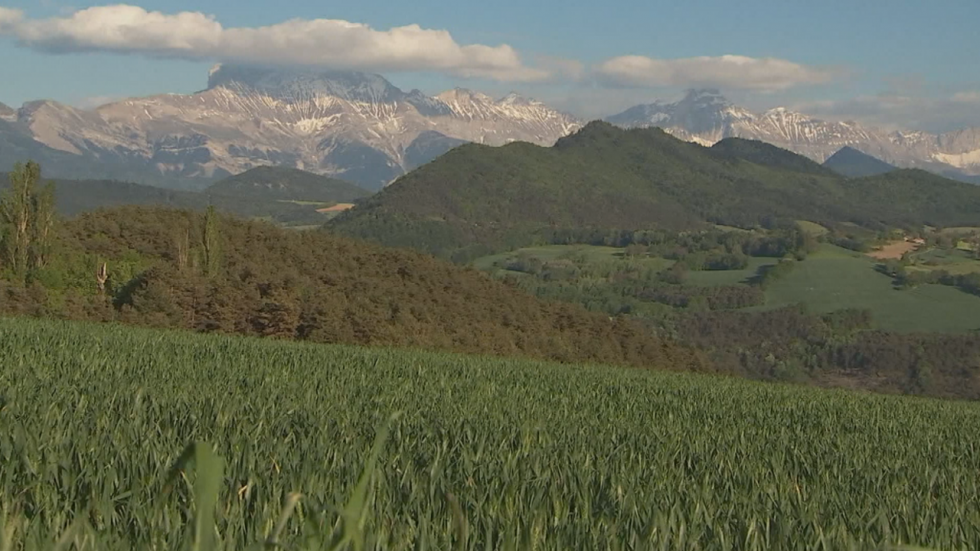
[867,239,921,260]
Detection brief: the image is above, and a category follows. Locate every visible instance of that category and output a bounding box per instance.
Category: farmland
[3,317,980,550]
[760,246,980,333]
[474,243,980,334]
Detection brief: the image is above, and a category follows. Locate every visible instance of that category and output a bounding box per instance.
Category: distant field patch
[686,257,779,287]
[317,202,356,213]
[910,247,980,275]
[760,245,980,333]
[796,220,829,236]
[472,245,663,271]
[867,240,920,260]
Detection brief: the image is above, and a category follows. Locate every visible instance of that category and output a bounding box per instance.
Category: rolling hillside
[4,316,979,549]
[330,122,980,259]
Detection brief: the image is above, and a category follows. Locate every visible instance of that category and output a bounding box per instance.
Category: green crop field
[909,248,980,275]
[2,317,980,550]
[685,257,779,287]
[760,246,980,333]
[471,245,623,270]
[796,220,830,237]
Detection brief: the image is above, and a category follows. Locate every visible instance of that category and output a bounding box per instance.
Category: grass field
[761,245,980,333]
[685,257,779,287]
[2,317,980,550]
[471,245,673,272]
[909,247,980,275]
[796,220,829,236]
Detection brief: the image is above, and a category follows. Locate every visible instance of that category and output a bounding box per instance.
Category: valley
[3,85,980,551]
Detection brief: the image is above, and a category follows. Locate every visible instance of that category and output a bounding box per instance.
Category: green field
[471,244,673,272]
[910,247,980,275]
[2,317,980,550]
[795,220,830,236]
[685,256,779,287]
[761,246,980,333]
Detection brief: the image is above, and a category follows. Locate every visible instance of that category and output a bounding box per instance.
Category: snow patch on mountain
[7,65,581,190]
[607,89,980,174]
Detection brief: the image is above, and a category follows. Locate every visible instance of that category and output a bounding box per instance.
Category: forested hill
[206,166,370,203]
[330,121,980,259]
[0,205,705,373]
[708,137,838,177]
[823,146,898,178]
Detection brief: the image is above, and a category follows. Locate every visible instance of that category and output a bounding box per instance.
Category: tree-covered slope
[206,166,370,203]
[823,146,898,178]
[709,137,838,177]
[0,205,706,372]
[330,122,980,259]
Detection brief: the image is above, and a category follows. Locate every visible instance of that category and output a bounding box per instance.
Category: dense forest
[3,161,980,400]
[0,162,707,373]
[330,122,980,261]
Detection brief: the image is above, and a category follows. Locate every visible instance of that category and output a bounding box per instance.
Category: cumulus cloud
[0,4,548,82]
[594,54,839,92]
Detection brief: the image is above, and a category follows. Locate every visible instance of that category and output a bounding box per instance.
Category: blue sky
[1,0,978,131]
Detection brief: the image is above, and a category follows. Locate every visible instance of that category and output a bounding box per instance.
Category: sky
[0,0,978,132]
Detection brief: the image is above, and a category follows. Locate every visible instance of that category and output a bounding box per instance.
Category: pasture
[761,245,980,333]
[2,317,980,550]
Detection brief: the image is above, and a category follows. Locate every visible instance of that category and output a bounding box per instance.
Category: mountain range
[2,67,979,189]
[0,65,579,190]
[605,89,980,182]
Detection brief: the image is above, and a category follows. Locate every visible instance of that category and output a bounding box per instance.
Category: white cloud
[0,5,548,82]
[792,92,980,133]
[952,91,980,104]
[594,54,839,92]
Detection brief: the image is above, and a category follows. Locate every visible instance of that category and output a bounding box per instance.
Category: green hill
[4,316,979,549]
[0,205,704,372]
[709,137,838,176]
[823,146,898,177]
[206,165,370,203]
[330,122,980,259]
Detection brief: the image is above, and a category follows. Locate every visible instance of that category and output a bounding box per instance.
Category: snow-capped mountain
[606,89,980,178]
[1,65,581,190]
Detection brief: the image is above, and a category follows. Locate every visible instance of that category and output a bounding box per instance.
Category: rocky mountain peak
[606,91,980,177]
[499,92,534,106]
[206,63,405,104]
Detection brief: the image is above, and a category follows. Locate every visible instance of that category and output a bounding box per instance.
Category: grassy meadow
[760,246,980,333]
[2,317,980,550]
[473,243,980,334]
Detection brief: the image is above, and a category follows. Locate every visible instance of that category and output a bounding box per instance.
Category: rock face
[0,65,581,190]
[607,89,980,177]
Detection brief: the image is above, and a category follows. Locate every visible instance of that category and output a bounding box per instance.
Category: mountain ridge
[329,121,980,260]
[0,64,581,190]
[606,89,980,177]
